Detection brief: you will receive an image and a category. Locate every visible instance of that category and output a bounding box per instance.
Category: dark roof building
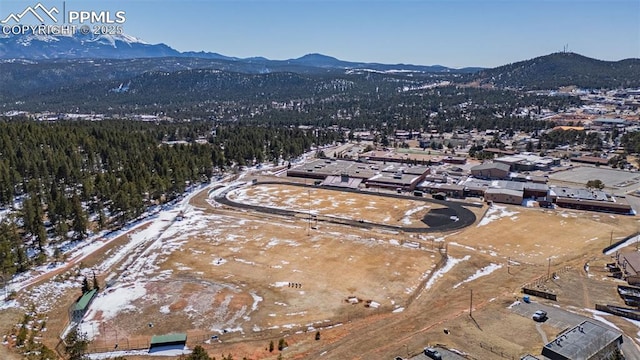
[484,188,523,205]
[541,320,622,360]
[322,174,363,189]
[549,187,633,215]
[570,156,609,166]
[617,251,640,277]
[470,162,511,180]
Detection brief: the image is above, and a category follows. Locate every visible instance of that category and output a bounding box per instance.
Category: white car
[532,310,547,322]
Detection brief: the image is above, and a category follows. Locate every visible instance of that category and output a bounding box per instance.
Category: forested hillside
[475,52,640,89]
[0,119,340,276]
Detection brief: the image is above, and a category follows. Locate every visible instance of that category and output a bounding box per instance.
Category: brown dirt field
[228,184,447,227]
[0,308,25,360]
[6,181,640,360]
[88,212,440,349]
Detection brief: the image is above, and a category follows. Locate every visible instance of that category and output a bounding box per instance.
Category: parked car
[532,310,548,322]
[424,347,442,360]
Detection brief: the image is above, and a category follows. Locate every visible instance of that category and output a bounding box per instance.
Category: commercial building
[549,187,633,215]
[470,162,511,179]
[287,158,430,191]
[494,154,560,172]
[484,188,523,205]
[541,320,622,360]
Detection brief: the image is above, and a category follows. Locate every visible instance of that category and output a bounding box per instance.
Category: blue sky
[2,0,639,67]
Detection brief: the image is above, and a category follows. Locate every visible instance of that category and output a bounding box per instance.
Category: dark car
[424,347,442,360]
[532,310,548,322]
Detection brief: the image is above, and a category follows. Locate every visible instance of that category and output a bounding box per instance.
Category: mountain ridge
[0,31,480,73]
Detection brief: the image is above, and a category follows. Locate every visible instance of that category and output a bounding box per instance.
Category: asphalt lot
[549,166,640,189]
[405,347,466,360]
[510,300,583,331]
[510,299,640,359]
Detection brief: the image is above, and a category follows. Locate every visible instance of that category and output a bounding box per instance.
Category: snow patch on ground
[453,263,502,289]
[477,205,519,227]
[425,255,470,290]
[583,308,622,330]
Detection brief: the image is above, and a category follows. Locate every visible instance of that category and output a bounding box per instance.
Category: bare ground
[5,179,640,360]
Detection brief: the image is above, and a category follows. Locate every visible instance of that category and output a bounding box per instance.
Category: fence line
[478,342,518,360]
[406,244,448,308]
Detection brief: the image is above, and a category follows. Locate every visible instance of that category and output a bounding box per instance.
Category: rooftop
[542,320,622,360]
[74,289,97,312]
[471,162,511,172]
[150,333,188,346]
[549,186,608,201]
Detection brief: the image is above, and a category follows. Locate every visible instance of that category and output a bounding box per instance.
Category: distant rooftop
[549,186,608,201]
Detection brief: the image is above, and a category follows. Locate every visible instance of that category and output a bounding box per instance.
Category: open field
[3,174,640,360]
[228,183,447,227]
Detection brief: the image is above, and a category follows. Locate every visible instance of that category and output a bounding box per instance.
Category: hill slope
[476,52,640,89]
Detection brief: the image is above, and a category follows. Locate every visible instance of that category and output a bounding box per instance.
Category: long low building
[287,158,430,191]
[550,186,633,214]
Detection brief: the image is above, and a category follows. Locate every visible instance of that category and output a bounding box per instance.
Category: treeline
[0,119,339,277]
[539,128,603,150]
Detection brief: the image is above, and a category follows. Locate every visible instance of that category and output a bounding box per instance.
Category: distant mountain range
[1,30,639,114]
[0,31,481,73]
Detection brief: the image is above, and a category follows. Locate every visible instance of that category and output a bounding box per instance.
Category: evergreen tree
[81,277,91,294]
[71,195,87,239]
[92,272,99,291]
[188,345,211,360]
[64,328,89,360]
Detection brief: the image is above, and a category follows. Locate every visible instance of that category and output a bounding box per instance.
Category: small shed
[149,333,187,353]
[71,289,97,322]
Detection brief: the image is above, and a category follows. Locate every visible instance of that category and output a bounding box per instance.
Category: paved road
[510,300,640,359]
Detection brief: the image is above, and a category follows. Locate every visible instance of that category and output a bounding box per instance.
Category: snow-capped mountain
[0,31,479,73]
[0,31,180,59]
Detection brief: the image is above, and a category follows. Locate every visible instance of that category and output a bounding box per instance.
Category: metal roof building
[71,289,97,322]
[541,320,622,360]
[149,333,188,353]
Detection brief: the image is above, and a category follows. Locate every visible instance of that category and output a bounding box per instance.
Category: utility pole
[307,189,311,236]
[469,289,473,316]
[610,230,614,246]
[547,257,551,278]
[507,257,510,275]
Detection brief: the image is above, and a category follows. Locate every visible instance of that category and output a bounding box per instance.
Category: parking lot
[510,299,589,330]
[549,166,640,190]
[509,299,640,359]
[406,347,466,360]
